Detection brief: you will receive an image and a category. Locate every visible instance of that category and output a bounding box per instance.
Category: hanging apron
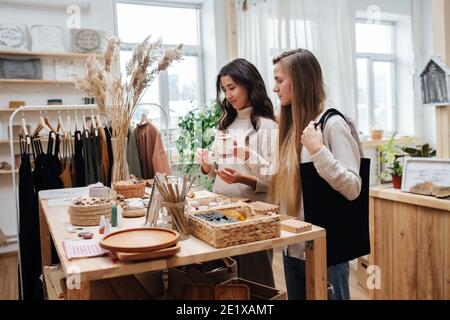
[300,109,371,266]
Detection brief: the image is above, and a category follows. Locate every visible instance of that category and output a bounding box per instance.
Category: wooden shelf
[0,139,14,144]
[0,169,18,175]
[0,138,49,144]
[361,136,415,148]
[0,79,75,85]
[0,49,102,59]
[370,185,450,211]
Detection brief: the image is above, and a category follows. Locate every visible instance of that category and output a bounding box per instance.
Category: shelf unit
[0,50,102,59]
[0,79,75,85]
[0,169,18,175]
[0,49,102,85]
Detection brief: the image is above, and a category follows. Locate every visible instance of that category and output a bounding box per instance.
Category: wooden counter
[369,185,450,300]
[38,188,328,300]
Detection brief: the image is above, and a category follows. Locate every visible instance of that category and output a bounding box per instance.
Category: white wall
[414,0,435,147]
[200,0,229,102]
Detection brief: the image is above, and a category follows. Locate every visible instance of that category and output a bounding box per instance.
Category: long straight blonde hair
[271,49,326,216]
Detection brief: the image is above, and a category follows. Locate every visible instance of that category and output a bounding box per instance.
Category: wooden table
[38,188,327,300]
[369,185,450,299]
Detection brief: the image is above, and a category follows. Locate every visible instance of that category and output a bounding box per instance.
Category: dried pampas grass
[75,35,183,140]
[75,36,183,181]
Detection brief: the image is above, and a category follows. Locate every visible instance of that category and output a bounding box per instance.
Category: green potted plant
[378,136,437,189]
[401,143,436,158]
[175,99,221,191]
[378,135,406,189]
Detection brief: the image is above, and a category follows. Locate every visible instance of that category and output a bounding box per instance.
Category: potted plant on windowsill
[378,135,406,189]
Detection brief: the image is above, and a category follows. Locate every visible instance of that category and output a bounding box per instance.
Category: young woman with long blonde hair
[237,49,370,300]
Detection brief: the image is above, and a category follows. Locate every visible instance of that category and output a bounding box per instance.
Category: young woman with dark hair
[196,58,278,287]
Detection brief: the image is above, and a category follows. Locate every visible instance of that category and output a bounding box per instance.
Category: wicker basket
[122,208,146,218]
[189,211,281,248]
[113,180,146,199]
[69,202,113,226]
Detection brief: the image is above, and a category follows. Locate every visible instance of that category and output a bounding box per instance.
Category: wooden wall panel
[393,202,418,300]
[417,208,445,299]
[445,212,450,300]
[373,199,394,299]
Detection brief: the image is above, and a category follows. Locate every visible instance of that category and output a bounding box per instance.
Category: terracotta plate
[100,228,179,253]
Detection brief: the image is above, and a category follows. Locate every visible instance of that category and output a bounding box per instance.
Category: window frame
[116,0,205,129]
[355,19,397,135]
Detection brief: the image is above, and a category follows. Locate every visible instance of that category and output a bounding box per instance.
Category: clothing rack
[8,104,96,299]
[8,103,170,299]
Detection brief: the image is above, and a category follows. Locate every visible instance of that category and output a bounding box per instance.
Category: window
[116,1,203,162]
[355,21,396,135]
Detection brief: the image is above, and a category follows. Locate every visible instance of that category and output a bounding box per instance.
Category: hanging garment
[98,127,110,186]
[59,132,73,188]
[18,135,41,300]
[33,133,63,192]
[300,110,371,266]
[29,132,63,299]
[127,127,142,178]
[134,122,172,179]
[81,129,100,185]
[104,126,114,187]
[90,128,101,183]
[73,130,86,187]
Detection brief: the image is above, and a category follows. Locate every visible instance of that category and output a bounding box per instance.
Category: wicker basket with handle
[113,180,146,199]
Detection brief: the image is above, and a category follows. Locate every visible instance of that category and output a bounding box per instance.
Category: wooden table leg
[39,201,52,270]
[66,280,91,300]
[305,237,327,300]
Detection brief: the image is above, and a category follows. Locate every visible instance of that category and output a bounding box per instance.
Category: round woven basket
[122,208,146,218]
[114,181,146,199]
[69,202,113,226]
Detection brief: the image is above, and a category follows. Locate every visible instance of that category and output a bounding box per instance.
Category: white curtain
[236,0,357,118]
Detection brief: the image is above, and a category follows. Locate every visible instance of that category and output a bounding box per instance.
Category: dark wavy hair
[216,58,275,131]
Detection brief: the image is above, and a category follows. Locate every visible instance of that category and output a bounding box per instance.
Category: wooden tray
[115,243,181,262]
[100,228,179,253]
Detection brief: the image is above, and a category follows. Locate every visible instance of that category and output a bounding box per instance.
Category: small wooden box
[9,101,26,109]
[280,218,312,234]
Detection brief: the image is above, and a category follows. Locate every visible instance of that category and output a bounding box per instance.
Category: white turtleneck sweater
[203,107,278,202]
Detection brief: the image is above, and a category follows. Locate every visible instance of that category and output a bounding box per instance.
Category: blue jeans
[283,254,350,300]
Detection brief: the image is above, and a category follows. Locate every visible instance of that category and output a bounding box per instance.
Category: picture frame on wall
[71,28,106,53]
[54,58,76,81]
[401,158,450,193]
[0,23,29,51]
[30,25,65,52]
[0,57,42,79]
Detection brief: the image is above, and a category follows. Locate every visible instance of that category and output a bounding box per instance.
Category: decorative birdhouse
[420,57,450,106]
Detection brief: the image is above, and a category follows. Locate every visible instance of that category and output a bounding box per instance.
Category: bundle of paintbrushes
[154,174,195,239]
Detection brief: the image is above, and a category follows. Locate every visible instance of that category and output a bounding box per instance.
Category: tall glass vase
[111,137,130,185]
